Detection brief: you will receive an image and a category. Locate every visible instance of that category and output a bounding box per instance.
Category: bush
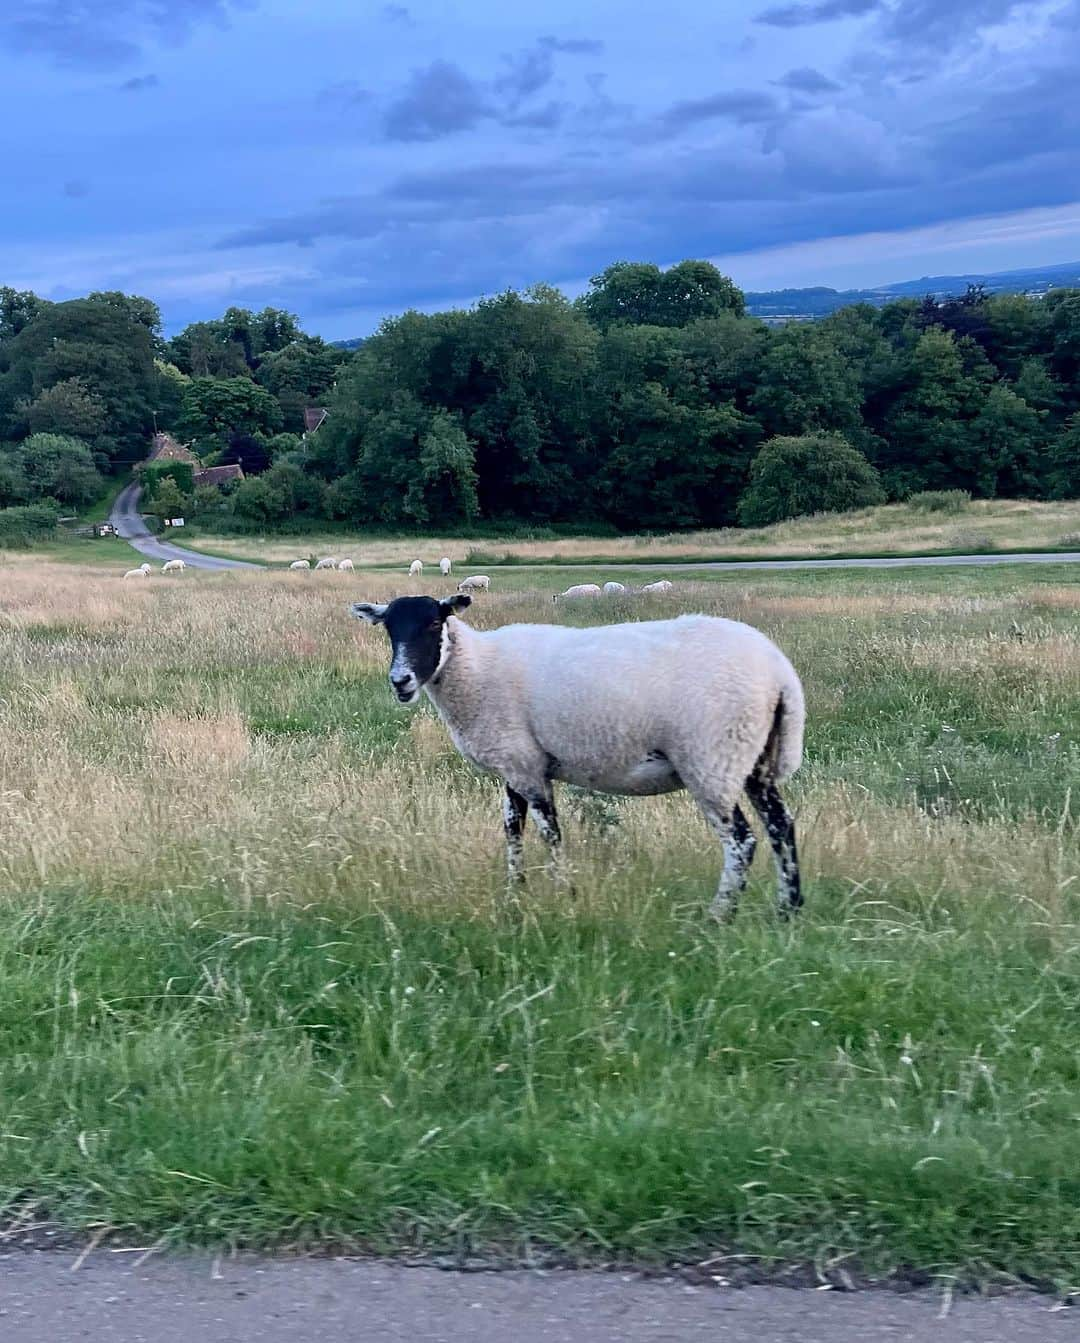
[0,502,61,547]
[907,489,971,514]
[142,461,195,498]
[17,433,104,509]
[737,433,886,527]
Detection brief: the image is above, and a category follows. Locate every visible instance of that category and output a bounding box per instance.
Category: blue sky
[2,0,1079,338]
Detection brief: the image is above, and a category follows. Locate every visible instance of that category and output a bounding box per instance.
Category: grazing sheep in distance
[602,581,626,595]
[409,559,423,577]
[315,557,338,570]
[553,583,602,604]
[289,559,311,571]
[338,558,355,571]
[124,563,152,579]
[457,574,490,593]
[162,559,185,574]
[439,556,452,576]
[350,594,805,921]
[641,579,674,594]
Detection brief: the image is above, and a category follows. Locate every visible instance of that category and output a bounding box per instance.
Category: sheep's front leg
[503,784,528,886]
[526,786,569,886]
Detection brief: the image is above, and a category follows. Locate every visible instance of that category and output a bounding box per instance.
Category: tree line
[2,259,1079,537]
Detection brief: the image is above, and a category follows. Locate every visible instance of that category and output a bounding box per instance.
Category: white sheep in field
[162,559,185,574]
[439,556,452,576]
[338,558,355,571]
[457,574,490,593]
[553,583,602,604]
[351,594,805,921]
[602,581,626,595]
[315,557,338,570]
[123,563,152,579]
[640,579,674,594]
[409,559,423,577]
[289,559,311,571]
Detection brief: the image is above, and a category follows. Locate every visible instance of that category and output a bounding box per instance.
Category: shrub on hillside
[737,433,885,527]
[907,489,971,514]
[0,502,61,547]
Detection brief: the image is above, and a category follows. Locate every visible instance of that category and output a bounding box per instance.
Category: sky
[2,0,1079,339]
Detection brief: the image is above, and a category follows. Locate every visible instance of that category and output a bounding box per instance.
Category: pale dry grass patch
[191,497,1080,566]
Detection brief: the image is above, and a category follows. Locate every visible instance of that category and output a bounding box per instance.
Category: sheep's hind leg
[700,801,757,922]
[503,784,528,886]
[744,766,801,918]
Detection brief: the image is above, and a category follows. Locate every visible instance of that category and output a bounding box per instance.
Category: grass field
[180,497,1080,568]
[1,552,1079,1284]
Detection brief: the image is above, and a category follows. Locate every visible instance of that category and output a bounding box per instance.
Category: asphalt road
[0,1255,1071,1343]
[109,483,257,571]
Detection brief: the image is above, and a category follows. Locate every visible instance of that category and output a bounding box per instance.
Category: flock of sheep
[123,560,186,577]
[283,556,673,601]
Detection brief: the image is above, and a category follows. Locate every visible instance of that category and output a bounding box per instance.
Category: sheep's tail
[765,660,805,782]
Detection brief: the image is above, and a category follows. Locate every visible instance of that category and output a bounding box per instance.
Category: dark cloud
[384,61,492,141]
[494,43,556,106]
[755,0,880,28]
[775,66,841,93]
[119,73,160,91]
[0,0,254,69]
[539,35,605,54]
[658,90,778,134]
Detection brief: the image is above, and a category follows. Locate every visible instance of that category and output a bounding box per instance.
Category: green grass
[1,559,1079,1281]
[1,887,1078,1280]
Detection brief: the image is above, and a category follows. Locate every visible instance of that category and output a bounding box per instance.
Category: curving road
[109,483,257,571]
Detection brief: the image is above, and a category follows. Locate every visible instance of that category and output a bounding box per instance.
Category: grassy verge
[0,558,1078,1279]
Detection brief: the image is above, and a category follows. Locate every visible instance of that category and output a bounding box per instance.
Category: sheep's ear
[350,602,388,625]
[440,594,471,617]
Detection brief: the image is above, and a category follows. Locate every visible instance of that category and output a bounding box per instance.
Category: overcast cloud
[1,0,1078,337]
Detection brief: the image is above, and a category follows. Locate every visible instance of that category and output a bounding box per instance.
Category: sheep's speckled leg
[526,791,569,886]
[745,768,802,918]
[703,803,756,922]
[503,785,528,886]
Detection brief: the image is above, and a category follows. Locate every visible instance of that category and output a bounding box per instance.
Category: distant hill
[745,260,1080,323]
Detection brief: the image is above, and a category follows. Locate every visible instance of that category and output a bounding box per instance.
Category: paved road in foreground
[109,484,257,571]
[0,1255,1070,1343]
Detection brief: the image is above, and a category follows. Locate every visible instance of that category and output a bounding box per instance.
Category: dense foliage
[2,265,1079,531]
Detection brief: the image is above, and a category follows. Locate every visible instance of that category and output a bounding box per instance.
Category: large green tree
[581,260,745,330]
[738,433,885,526]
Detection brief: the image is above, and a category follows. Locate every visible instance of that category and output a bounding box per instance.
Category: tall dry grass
[187,496,1080,566]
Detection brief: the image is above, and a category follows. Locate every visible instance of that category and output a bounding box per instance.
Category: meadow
[0,552,1079,1285]
[182,496,1080,568]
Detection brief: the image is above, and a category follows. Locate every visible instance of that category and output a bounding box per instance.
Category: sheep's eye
[428,620,442,632]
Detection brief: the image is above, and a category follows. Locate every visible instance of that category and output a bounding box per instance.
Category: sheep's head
[351,594,472,705]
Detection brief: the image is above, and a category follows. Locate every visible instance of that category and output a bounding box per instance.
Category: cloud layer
[2,0,1078,336]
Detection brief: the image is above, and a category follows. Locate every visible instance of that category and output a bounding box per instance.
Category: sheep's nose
[391,674,414,691]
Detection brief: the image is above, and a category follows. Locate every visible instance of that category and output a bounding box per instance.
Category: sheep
[553,583,602,604]
[289,560,311,571]
[457,574,491,593]
[602,581,626,595]
[439,556,452,576]
[161,559,186,574]
[315,557,338,570]
[409,559,423,577]
[338,558,355,572]
[123,563,152,579]
[350,594,805,921]
[641,579,674,594]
